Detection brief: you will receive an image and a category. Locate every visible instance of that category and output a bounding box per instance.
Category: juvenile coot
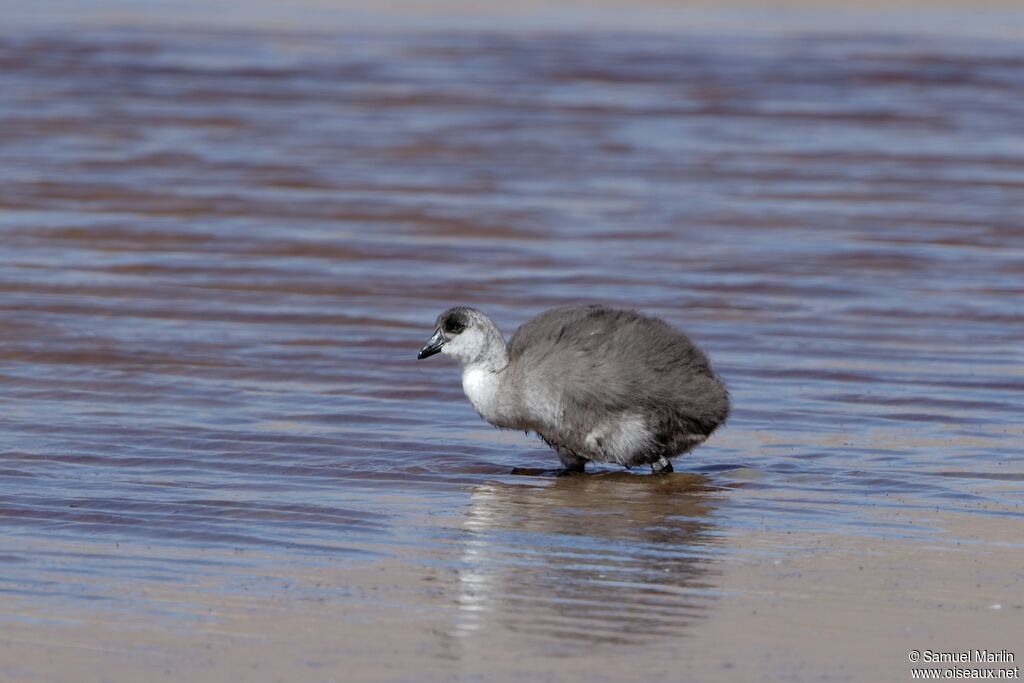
[417,305,729,474]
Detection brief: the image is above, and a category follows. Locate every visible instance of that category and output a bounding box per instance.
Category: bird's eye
[444,320,466,334]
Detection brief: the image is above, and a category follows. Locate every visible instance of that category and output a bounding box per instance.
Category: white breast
[462,365,561,432]
[462,366,502,423]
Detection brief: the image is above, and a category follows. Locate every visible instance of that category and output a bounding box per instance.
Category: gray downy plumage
[417,305,730,473]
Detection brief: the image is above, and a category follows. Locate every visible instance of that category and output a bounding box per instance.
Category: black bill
[417,328,445,359]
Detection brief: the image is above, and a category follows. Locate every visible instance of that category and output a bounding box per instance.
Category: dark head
[417,307,507,368]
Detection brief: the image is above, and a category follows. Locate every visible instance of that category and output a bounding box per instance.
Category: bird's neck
[461,359,507,424]
[459,322,509,424]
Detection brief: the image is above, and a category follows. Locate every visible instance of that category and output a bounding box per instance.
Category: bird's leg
[556,449,587,475]
[651,456,673,475]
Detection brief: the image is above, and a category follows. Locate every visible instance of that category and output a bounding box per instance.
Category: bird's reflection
[452,472,722,648]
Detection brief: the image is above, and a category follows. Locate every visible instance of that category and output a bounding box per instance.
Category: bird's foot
[651,456,673,475]
[511,467,565,477]
[511,467,582,477]
[556,450,588,475]
[556,466,585,477]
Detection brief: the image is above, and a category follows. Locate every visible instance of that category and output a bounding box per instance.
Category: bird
[417,304,729,474]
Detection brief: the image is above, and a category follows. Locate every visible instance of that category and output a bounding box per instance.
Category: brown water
[2,14,1024,682]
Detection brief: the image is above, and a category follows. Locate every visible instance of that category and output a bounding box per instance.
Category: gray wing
[507,305,605,361]
[508,306,729,448]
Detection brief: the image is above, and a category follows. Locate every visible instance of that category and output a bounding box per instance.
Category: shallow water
[1,15,1023,680]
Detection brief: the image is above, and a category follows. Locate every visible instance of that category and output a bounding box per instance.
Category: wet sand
[2,2,1023,682]
[3,506,1021,683]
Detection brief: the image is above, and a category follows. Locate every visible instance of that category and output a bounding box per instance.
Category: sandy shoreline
[2,503,1019,683]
